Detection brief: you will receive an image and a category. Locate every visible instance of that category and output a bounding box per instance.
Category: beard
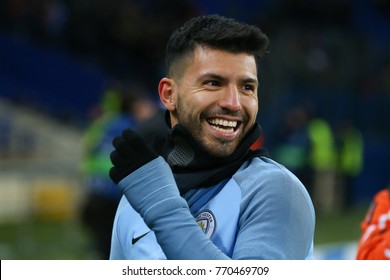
[175,97,246,158]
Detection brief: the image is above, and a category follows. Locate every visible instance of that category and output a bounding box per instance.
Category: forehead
[186,46,258,79]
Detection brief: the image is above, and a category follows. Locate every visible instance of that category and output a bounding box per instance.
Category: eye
[204,80,221,87]
[243,84,255,92]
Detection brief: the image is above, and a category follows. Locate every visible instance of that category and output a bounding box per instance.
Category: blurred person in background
[335,119,364,210]
[306,111,338,215]
[80,81,162,259]
[356,185,390,260]
[272,102,338,215]
[272,104,313,193]
[284,102,338,215]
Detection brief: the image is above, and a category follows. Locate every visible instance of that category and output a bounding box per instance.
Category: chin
[198,135,238,157]
[205,145,235,158]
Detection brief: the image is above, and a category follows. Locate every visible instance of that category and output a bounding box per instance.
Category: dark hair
[165,14,270,77]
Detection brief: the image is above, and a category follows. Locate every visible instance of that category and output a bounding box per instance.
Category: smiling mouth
[207,118,240,133]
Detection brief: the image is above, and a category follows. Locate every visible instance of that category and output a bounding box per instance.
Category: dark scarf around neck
[152,122,268,194]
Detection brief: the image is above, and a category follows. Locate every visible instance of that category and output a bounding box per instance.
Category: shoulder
[231,157,315,259]
[234,156,307,193]
[233,156,314,215]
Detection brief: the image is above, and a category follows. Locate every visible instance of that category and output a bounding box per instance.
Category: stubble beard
[176,101,241,158]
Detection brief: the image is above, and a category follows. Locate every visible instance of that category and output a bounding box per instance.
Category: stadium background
[0,0,389,259]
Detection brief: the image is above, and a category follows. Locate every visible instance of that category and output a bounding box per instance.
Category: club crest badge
[196,210,216,239]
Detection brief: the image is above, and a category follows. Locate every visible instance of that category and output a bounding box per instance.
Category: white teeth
[209,119,237,128]
[213,126,234,133]
[208,118,238,133]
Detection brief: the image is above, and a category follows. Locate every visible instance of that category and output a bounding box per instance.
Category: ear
[158,77,176,111]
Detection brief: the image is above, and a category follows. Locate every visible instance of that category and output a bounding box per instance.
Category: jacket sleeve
[117,156,315,260]
[118,156,229,259]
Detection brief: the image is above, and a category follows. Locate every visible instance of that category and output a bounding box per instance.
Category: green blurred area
[0,205,368,260]
[0,220,99,260]
[314,206,367,245]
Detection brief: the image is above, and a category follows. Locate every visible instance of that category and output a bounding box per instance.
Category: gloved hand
[109,129,158,184]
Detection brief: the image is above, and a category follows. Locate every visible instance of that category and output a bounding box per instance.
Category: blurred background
[0,0,389,260]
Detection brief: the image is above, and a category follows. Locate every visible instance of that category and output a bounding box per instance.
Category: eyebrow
[198,72,258,85]
[198,72,227,83]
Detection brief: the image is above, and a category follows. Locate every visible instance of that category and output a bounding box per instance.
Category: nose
[218,86,242,112]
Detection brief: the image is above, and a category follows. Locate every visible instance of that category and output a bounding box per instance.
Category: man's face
[166,46,259,157]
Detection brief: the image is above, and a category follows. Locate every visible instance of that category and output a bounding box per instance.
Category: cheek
[184,93,214,115]
[243,97,259,120]
[176,94,200,123]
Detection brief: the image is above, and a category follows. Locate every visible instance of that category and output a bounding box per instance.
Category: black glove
[109,129,158,184]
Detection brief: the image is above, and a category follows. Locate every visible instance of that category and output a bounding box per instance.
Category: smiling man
[160,46,258,157]
[109,14,315,260]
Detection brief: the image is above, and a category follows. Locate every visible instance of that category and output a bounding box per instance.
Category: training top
[110,156,315,260]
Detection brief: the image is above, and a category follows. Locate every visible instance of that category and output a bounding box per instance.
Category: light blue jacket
[110,156,315,259]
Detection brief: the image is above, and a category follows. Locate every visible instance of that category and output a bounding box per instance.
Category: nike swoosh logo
[131,231,150,245]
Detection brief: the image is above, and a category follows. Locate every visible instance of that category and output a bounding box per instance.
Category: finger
[113,135,138,156]
[110,150,129,167]
[112,136,125,149]
[109,167,122,184]
[122,128,146,147]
